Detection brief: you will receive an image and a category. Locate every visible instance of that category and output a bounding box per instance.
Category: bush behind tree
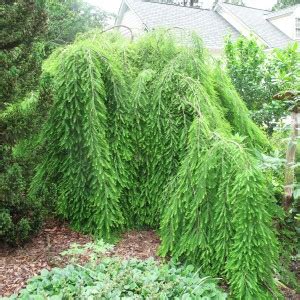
[0,0,47,245]
[225,37,299,132]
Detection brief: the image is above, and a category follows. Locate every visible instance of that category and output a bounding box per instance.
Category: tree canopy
[273,0,299,10]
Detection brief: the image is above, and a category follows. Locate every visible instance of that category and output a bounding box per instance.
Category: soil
[111,229,161,260]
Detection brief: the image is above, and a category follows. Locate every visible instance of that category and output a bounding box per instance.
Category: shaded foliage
[0,0,47,245]
[43,0,110,56]
[273,0,299,10]
[0,0,46,107]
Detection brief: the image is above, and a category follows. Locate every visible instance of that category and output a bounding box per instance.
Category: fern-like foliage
[159,126,279,299]
[32,30,279,298]
[31,42,125,237]
[213,65,270,150]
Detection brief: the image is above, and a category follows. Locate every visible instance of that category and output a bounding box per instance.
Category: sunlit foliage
[29,30,281,298]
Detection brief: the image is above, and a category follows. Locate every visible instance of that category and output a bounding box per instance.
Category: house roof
[118,0,295,50]
[220,3,293,49]
[265,4,300,19]
[124,0,240,49]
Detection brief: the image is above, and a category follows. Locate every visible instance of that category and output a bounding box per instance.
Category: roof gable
[219,3,293,49]
[120,0,239,49]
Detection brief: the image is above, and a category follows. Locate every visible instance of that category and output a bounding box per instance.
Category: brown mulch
[0,220,92,297]
[282,287,300,300]
[0,221,160,298]
[111,230,161,260]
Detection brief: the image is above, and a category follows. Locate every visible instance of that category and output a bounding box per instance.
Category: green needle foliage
[31,41,126,237]
[0,0,47,245]
[32,30,279,298]
[213,66,270,150]
[159,126,279,299]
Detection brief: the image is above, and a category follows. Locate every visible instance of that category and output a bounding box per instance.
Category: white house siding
[200,0,215,9]
[269,7,300,40]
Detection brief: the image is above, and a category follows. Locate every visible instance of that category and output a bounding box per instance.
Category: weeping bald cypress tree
[126,33,270,228]
[31,41,126,237]
[159,124,279,299]
[123,31,183,227]
[32,31,280,298]
[129,32,278,298]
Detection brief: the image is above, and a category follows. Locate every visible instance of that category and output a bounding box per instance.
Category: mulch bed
[111,230,160,260]
[0,220,160,297]
[0,219,298,299]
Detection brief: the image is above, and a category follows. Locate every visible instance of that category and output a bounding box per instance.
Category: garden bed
[1,219,298,299]
[0,220,160,297]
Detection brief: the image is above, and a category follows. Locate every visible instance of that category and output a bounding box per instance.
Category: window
[197,1,204,8]
[193,0,204,8]
[296,18,300,39]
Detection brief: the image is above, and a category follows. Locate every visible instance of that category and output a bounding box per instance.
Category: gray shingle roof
[125,0,240,49]
[221,3,293,49]
[265,4,300,19]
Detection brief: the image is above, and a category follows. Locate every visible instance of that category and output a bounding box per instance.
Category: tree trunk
[284,111,300,212]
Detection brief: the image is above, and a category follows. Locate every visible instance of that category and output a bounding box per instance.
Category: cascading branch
[30,40,129,237]
[32,30,280,299]
[159,122,279,299]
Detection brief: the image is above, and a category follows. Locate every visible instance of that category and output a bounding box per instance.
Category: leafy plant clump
[31,30,280,298]
[225,36,299,132]
[10,258,226,300]
[60,240,114,264]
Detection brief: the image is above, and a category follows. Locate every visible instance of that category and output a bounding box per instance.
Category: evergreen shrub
[0,91,49,245]
[0,0,47,245]
[32,30,280,298]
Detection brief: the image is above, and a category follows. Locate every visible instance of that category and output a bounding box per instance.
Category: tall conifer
[32,42,124,237]
[33,31,280,298]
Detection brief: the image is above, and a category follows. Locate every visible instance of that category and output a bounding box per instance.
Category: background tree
[43,0,110,56]
[0,0,47,108]
[0,0,47,245]
[225,37,267,110]
[225,37,299,132]
[273,0,299,10]
[224,0,245,5]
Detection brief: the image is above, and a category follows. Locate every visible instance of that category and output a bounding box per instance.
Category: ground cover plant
[21,30,285,299]
[9,257,226,300]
